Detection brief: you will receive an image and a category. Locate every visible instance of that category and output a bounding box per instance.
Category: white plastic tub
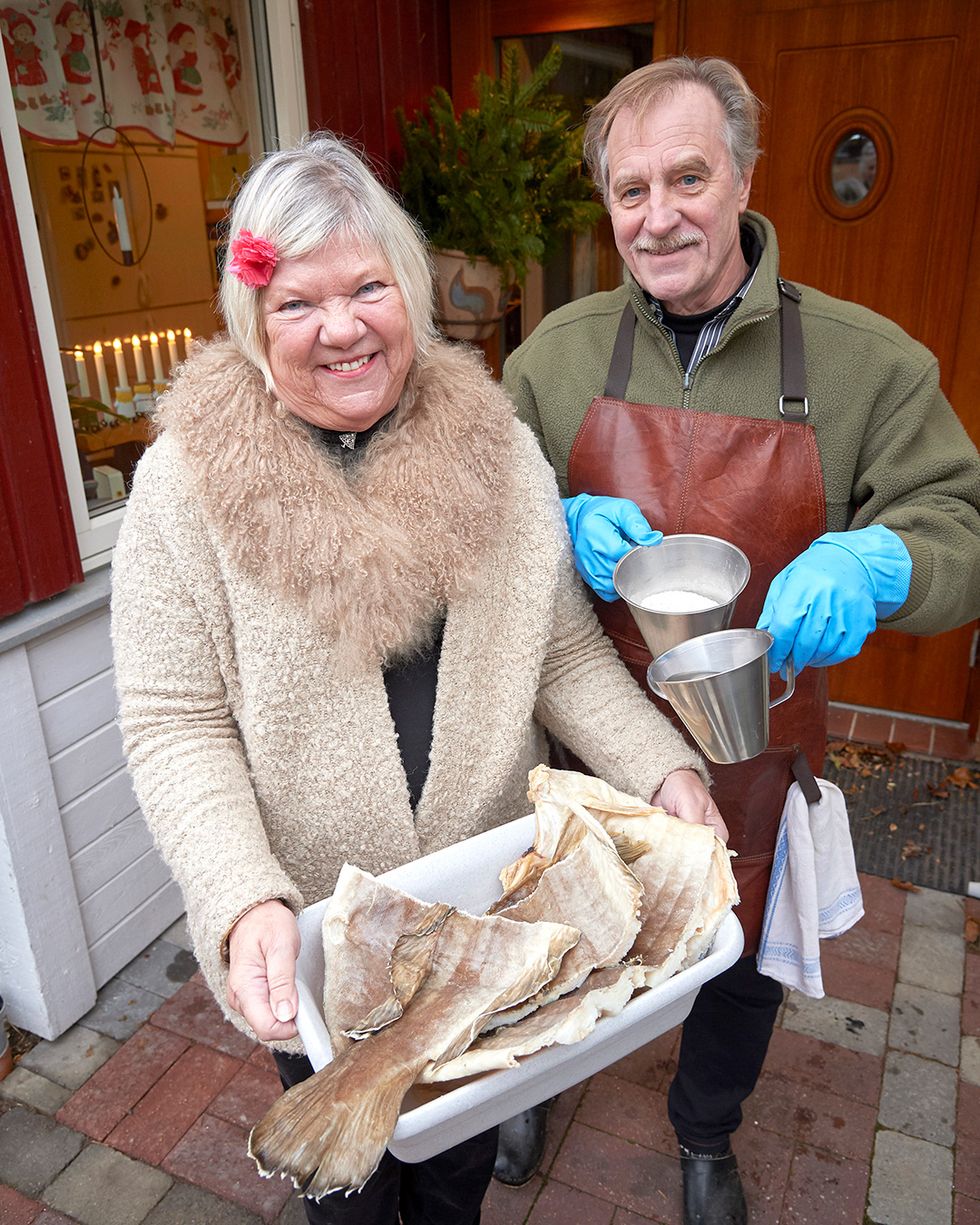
[294,813,744,1163]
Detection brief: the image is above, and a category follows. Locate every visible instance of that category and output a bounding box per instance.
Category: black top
[382,620,445,810]
[311,413,443,811]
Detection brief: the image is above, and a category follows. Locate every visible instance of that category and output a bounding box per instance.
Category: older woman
[111,134,724,1225]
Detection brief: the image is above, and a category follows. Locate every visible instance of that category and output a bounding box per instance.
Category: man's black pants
[272,1050,498,1225]
[667,954,784,1153]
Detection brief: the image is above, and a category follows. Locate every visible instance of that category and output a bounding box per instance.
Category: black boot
[492,1100,551,1186]
[680,1147,747,1225]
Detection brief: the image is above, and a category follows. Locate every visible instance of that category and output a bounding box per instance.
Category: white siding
[1,601,181,1037]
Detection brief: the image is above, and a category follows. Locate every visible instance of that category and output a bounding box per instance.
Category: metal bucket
[646,628,795,763]
[613,535,751,661]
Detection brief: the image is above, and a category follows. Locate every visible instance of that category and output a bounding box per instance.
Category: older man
[502,56,980,1224]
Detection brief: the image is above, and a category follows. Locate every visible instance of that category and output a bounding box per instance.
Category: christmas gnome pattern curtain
[1,0,247,146]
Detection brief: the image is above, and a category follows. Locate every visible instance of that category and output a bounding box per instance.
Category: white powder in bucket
[641,589,719,613]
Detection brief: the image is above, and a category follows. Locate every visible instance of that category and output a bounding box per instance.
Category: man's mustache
[630,233,702,256]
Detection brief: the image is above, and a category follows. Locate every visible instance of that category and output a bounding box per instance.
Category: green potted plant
[396,45,604,339]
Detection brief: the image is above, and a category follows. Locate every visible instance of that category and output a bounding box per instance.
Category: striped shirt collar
[643,224,762,381]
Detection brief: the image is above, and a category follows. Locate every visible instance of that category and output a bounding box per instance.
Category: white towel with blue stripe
[756,777,864,997]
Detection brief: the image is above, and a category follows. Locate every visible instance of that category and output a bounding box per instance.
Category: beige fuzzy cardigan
[111,337,705,1044]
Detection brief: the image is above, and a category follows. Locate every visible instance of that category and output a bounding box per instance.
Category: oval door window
[831,131,878,206]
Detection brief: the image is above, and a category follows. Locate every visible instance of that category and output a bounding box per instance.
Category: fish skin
[250,866,579,1197]
[421,962,646,1082]
[527,766,738,983]
[344,902,454,1039]
[488,816,642,1019]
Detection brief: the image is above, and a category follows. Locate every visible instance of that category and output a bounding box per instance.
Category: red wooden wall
[297,0,452,178]
[0,154,83,619]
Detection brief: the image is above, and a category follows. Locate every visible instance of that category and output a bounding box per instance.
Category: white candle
[166,329,179,373]
[149,332,164,383]
[73,348,90,397]
[182,326,193,358]
[112,338,130,390]
[92,341,111,404]
[131,334,147,383]
[112,185,133,264]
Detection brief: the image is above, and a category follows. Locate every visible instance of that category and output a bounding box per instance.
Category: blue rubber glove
[758,525,912,674]
[562,494,663,601]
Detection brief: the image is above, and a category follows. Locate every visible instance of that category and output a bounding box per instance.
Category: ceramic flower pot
[432,249,510,341]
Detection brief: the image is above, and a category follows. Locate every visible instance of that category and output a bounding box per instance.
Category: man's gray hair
[219,132,437,389]
[583,56,762,203]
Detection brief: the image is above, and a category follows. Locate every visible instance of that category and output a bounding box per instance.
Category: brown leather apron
[567,282,828,954]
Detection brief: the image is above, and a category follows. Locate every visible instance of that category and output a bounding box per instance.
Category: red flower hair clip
[226,229,279,288]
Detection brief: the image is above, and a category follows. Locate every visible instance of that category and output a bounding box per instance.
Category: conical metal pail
[614,535,750,661]
[647,628,795,763]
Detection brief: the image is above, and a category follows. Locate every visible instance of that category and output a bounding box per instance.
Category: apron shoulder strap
[604,280,809,415]
[604,305,636,400]
[777,278,809,420]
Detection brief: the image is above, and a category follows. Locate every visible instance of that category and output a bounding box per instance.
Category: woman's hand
[652,769,729,843]
[226,899,301,1042]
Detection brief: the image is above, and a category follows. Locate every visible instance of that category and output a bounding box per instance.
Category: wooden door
[681,0,980,725]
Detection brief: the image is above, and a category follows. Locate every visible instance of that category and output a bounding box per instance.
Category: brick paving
[1,724,978,1224]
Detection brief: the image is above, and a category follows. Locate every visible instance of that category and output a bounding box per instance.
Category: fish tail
[249,1046,416,1199]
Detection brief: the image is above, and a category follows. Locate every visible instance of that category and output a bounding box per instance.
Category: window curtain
[1,0,247,146]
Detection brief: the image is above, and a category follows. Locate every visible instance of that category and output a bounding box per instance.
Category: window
[494,26,653,352]
[0,0,307,569]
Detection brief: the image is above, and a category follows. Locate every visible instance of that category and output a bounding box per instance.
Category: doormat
[822,742,979,896]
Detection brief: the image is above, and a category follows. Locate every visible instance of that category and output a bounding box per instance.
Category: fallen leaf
[947,767,978,790]
[870,806,887,816]
[900,841,931,860]
[966,917,980,948]
[890,878,920,892]
[888,823,898,832]
[884,741,907,756]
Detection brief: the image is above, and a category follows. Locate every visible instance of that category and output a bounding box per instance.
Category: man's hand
[652,768,728,843]
[226,899,300,1042]
[757,526,911,675]
[562,494,663,601]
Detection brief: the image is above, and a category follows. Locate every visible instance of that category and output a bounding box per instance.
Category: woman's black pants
[272,1050,498,1225]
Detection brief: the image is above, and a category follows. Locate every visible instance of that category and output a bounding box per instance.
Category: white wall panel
[27,609,113,703]
[49,722,126,808]
[38,668,116,756]
[71,811,155,903]
[79,845,173,947]
[61,768,138,857]
[88,879,184,990]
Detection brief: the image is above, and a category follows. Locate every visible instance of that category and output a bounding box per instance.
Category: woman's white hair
[219,132,437,389]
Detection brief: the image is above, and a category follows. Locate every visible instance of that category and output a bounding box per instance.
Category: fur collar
[154,337,515,666]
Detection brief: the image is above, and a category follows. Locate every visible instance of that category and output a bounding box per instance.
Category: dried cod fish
[487,801,642,1023]
[527,766,738,985]
[321,871,458,1059]
[420,962,646,1082]
[249,865,579,1199]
